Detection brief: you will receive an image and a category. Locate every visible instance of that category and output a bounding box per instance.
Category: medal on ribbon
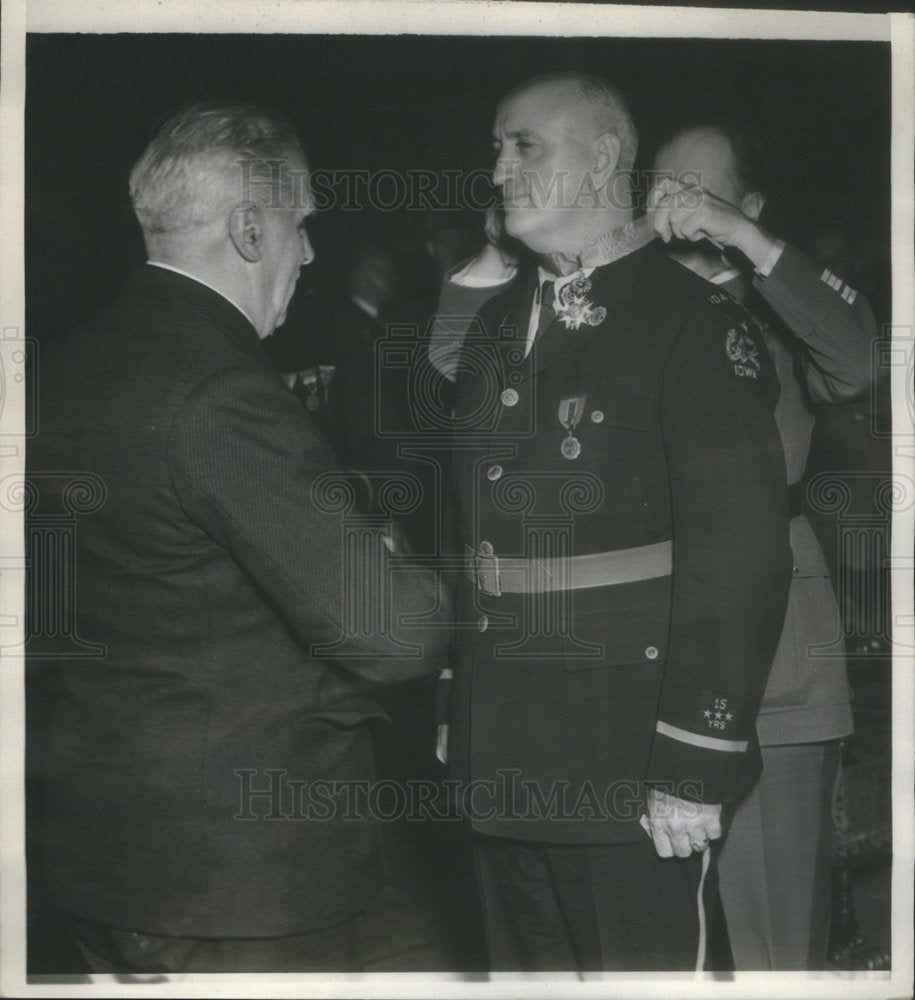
[300,369,321,411]
[554,274,607,331]
[547,216,656,333]
[558,395,586,460]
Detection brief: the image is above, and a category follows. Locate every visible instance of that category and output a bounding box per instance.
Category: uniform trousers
[474,834,720,972]
[717,741,841,970]
[66,911,365,973]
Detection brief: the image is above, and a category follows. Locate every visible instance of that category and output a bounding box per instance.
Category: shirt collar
[535,265,595,306]
[709,267,743,286]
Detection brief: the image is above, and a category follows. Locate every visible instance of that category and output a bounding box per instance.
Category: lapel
[517,246,653,384]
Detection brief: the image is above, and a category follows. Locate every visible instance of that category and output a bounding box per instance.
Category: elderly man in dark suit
[444,72,793,971]
[28,101,449,973]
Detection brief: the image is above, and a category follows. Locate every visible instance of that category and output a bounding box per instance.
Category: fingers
[668,824,695,859]
[647,818,717,858]
[704,812,723,843]
[643,791,724,859]
[642,814,675,858]
[648,179,738,247]
[648,177,703,243]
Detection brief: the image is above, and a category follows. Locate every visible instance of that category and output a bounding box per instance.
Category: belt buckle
[474,552,501,597]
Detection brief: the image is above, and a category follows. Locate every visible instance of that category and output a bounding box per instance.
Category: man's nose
[492,152,517,188]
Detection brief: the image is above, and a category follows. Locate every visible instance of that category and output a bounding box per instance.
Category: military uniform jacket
[28,265,448,937]
[745,242,873,744]
[446,244,792,844]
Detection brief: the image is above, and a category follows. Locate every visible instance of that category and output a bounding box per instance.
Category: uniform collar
[502,246,654,384]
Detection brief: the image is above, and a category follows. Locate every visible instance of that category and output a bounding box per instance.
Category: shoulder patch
[725,319,762,380]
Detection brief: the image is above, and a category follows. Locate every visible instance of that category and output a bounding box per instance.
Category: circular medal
[561,435,581,460]
[306,394,321,411]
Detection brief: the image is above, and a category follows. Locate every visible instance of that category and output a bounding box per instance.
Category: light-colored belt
[463,541,672,596]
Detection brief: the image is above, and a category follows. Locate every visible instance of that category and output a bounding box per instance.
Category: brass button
[487,465,503,481]
[478,615,489,632]
[645,645,659,660]
[479,540,493,556]
[591,410,604,423]
[501,388,519,406]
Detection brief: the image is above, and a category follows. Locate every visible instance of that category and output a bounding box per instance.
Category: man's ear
[593,132,622,181]
[740,190,765,222]
[228,203,264,262]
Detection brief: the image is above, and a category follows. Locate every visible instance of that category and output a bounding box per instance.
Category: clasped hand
[641,787,722,858]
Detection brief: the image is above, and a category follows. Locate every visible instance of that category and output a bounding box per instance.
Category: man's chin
[503,208,541,243]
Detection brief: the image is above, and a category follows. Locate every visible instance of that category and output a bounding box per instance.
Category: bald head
[492,72,638,257]
[654,123,769,207]
[500,73,638,174]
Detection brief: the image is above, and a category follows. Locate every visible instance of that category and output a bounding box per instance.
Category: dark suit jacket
[447,245,792,844]
[28,264,448,937]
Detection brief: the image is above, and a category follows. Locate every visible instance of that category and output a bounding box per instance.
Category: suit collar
[128,263,266,362]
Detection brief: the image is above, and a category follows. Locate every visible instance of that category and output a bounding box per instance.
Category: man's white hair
[129,101,306,237]
[508,72,638,174]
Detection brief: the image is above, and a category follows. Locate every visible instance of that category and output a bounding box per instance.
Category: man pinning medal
[443,72,793,972]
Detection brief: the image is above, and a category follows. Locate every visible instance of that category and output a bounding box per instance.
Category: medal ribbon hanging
[547,216,657,332]
[574,215,656,271]
[558,395,586,460]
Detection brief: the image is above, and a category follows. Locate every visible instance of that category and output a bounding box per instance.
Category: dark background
[26,33,891,339]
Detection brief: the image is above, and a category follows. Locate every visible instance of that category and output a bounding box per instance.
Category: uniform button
[479,540,493,556]
[478,615,489,632]
[501,388,519,406]
[644,645,659,660]
[590,410,604,423]
[793,565,800,574]
[487,465,503,481]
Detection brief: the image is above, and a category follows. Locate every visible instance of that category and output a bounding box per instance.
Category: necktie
[535,279,556,343]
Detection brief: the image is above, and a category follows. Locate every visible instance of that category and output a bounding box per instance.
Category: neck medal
[558,395,586,460]
[555,274,606,331]
[551,216,655,332]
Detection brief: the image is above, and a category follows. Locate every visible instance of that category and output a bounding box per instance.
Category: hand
[640,787,722,859]
[648,177,780,270]
[453,206,517,281]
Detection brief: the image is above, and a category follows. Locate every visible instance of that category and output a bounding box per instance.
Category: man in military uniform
[651,122,874,969]
[444,72,793,971]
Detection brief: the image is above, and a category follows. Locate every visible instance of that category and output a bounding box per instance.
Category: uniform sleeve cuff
[754,238,786,278]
